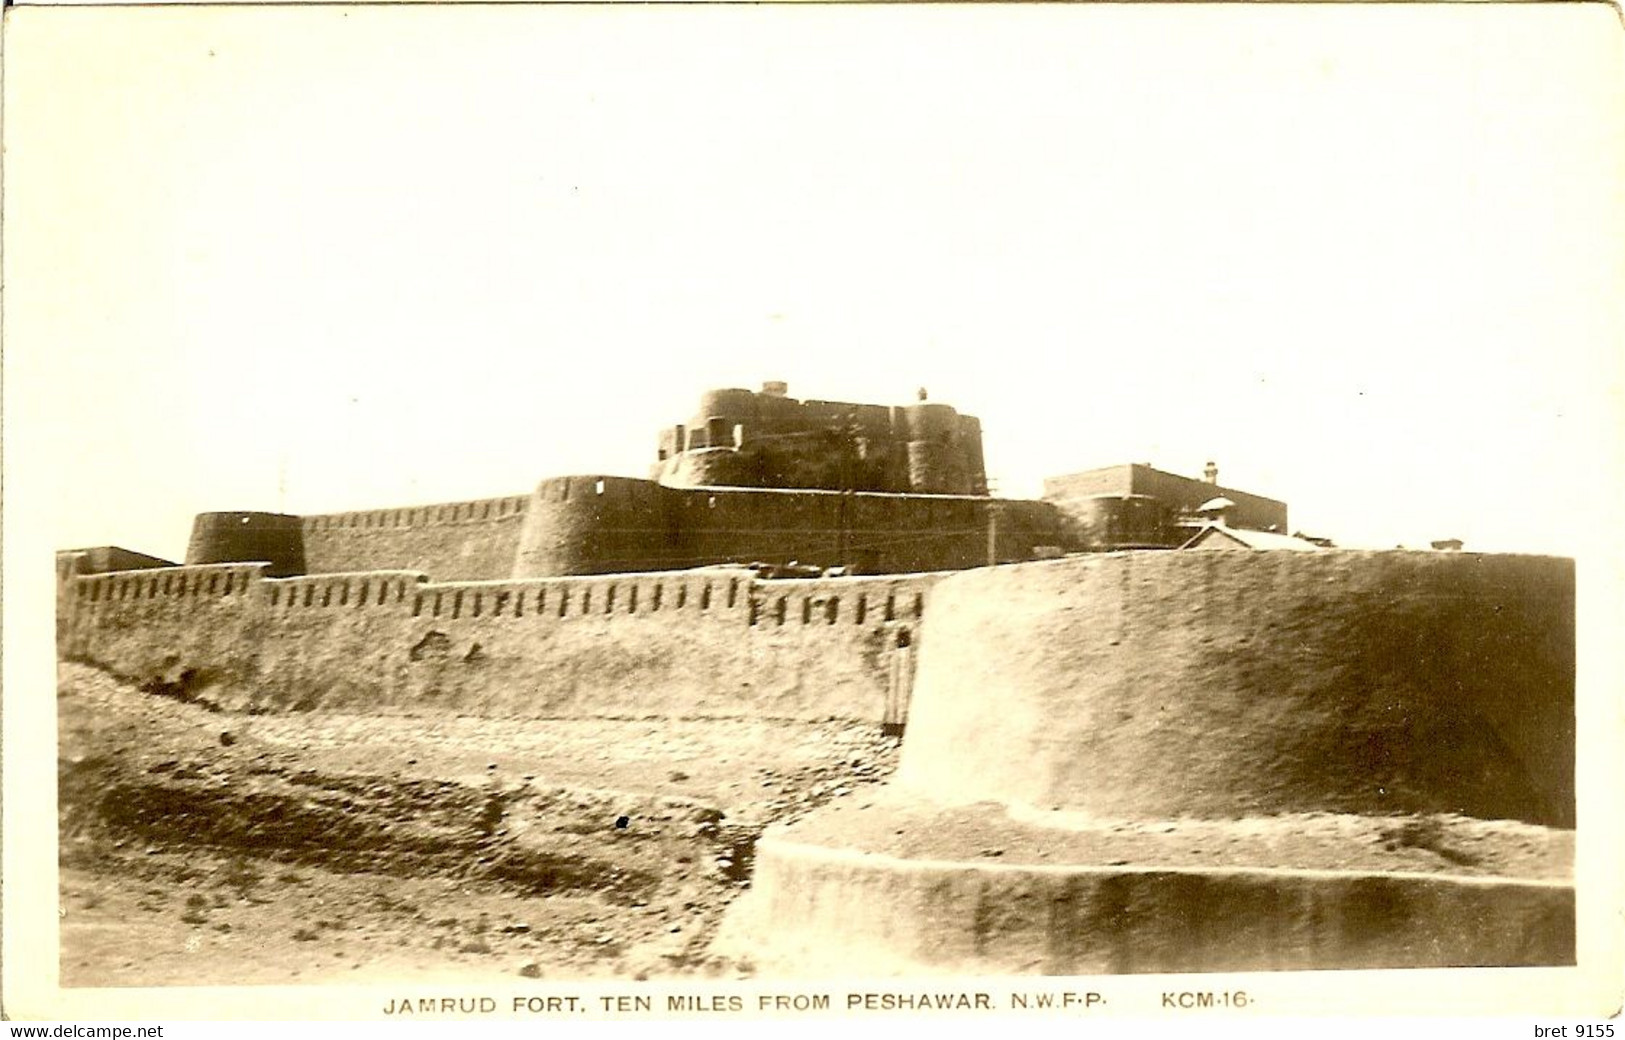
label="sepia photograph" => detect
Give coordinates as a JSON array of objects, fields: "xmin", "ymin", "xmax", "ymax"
[{"xmin": 3, "ymin": 0, "xmax": 1622, "ymax": 1026}]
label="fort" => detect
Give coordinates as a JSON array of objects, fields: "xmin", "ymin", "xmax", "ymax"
[
  {"xmin": 167, "ymin": 382, "xmax": 1292, "ymax": 584},
  {"xmin": 56, "ymin": 382, "xmax": 1304, "ymax": 730},
  {"xmin": 54, "ymin": 381, "xmax": 1575, "ymax": 977}
]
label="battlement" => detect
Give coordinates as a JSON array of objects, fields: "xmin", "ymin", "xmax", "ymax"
[
  {"xmin": 58, "ymin": 560, "xmax": 946, "ymax": 723},
  {"xmin": 298, "ymin": 496, "xmax": 528, "ymax": 581},
  {"xmin": 265, "ymin": 570, "xmax": 428, "ymax": 612},
  {"xmin": 71, "ymin": 562, "xmax": 268, "ymax": 603},
  {"xmin": 301, "ymin": 495, "xmax": 529, "ymax": 531}
]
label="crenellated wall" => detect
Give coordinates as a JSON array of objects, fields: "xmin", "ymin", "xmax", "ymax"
[
  {"xmin": 513, "ymin": 478, "xmax": 1072, "ymax": 578},
  {"xmin": 60, "ymin": 563, "xmax": 271, "ymax": 693},
  {"xmin": 58, "ymin": 561, "xmax": 948, "ymax": 724},
  {"xmin": 252, "ymin": 570, "xmax": 431, "ymax": 712},
  {"xmin": 187, "ymin": 472, "xmax": 1074, "ymax": 581},
  {"xmin": 300, "ymin": 495, "xmax": 529, "ymax": 580}
]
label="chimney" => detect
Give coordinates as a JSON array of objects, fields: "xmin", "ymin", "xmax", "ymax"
[
  {"xmin": 1203, "ymin": 461, "xmax": 1219, "ymax": 485},
  {"xmin": 761, "ymin": 381, "xmax": 788, "ymax": 398}
]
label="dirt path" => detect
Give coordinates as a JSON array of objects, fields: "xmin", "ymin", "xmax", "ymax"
[{"xmin": 57, "ymin": 663, "xmax": 899, "ymax": 987}]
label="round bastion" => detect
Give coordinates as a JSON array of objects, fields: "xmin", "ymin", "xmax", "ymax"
[
  {"xmin": 722, "ymin": 549, "xmax": 1576, "ymax": 975},
  {"xmin": 185, "ymin": 511, "xmax": 306, "ymax": 578},
  {"xmin": 900, "ymin": 549, "xmax": 1574, "ymax": 828}
]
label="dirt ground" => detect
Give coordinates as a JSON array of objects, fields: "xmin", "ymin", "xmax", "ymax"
[
  {"xmin": 775, "ymin": 790, "xmax": 1574, "ymax": 878},
  {"xmin": 56, "ymin": 662, "xmax": 1574, "ymax": 989},
  {"xmin": 56, "ymin": 663, "xmax": 899, "ymax": 987}
]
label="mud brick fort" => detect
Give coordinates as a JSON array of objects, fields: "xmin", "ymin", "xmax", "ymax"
[{"xmin": 56, "ymin": 382, "xmax": 1576, "ymax": 975}]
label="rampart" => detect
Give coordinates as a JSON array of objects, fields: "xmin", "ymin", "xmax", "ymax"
[
  {"xmin": 299, "ymin": 495, "xmax": 529, "ymax": 580},
  {"xmin": 514, "ymin": 476, "xmax": 1068, "ymax": 577},
  {"xmin": 178, "ymin": 479, "xmax": 1068, "ymax": 581},
  {"xmin": 59, "ymin": 562, "xmax": 272, "ymax": 694},
  {"xmin": 58, "ymin": 562, "xmax": 945, "ymax": 724}
]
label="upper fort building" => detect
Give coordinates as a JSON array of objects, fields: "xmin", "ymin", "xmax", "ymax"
[
  {"xmin": 652, "ymin": 381, "xmax": 988, "ymax": 497},
  {"xmin": 136, "ymin": 383, "xmax": 1291, "ymax": 583}
]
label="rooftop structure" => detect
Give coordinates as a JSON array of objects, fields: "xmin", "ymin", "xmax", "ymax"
[{"xmin": 653, "ymin": 381, "xmax": 987, "ymax": 496}]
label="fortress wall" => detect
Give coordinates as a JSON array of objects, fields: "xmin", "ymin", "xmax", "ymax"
[
  {"xmin": 898, "ymin": 550, "xmax": 1575, "ymax": 828},
  {"xmin": 60, "ymin": 564, "xmax": 948, "ymax": 724},
  {"xmin": 987, "ymin": 499, "xmax": 1074, "ymax": 561},
  {"xmin": 61, "ymin": 563, "xmax": 270, "ymax": 692},
  {"xmin": 246, "ymin": 571, "xmax": 430, "ymax": 713},
  {"xmin": 664, "ymin": 449, "xmax": 761, "ymax": 489},
  {"xmin": 65, "ymin": 547, "xmax": 177, "ymax": 575},
  {"xmin": 676, "ymin": 489, "xmax": 992, "ymax": 575},
  {"xmin": 507, "ymin": 473, "xmax": 1078, "ymax": 579},
  {"xmin": 740, "ymin": 574, "xmax": 944, "ymax": 722},
  {"xmin": 253, "ymin": 569, "xmax": 943, "ymax": 721},
  {"xmin": 676, "ymin": 489, "xmax": 843, "ymax": 569},
  {"xmin": 515, "ymin": 477, "xmax": 1001, "ymax": 577},
  {"xmin": 300, "ymin": 495, "xmax": 528, "ymax": 580},
  {"xmin": 372, "ymin": 571, "xmax": 760, "ymax": 719}
]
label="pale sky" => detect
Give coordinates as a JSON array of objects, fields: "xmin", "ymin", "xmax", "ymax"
[{"xmin": 6, "ymin": 3, "xmax": 1623, "ymax": 562}]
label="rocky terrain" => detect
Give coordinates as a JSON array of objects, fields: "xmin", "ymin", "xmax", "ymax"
[{"xmin": 56, "ymin": 662, "xmax": 899, "ymax": 987}]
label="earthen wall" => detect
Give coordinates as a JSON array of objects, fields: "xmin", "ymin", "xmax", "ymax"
[
  {"xmin": 515, "ymin": 479, "xmax": 1071, "ymax": 578},
  {"xmin": 57, "ymin": 562, "xmax": 948, "ymax": 724},
  {"xmin": 300, "ymin": 495, "xmax": 528, "ymax": 580},
  {"xmin": 61, "ymin": 563, "xmax": 270, "ymax": 691},
  {"xmin": 899, "ymin": 550, "xmax": 1575, "ymax": 828}
]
